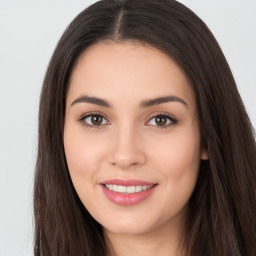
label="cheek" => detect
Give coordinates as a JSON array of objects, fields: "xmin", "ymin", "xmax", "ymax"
[
  {"xmin": 150, "ymin": 128, "xmax": 201, "ymax": 209},
  {"xmin": 63, "ymin": 124, "xmax": 107, "ymax": 189},
  {"xmin": 153, "ymin": 123, "xmax": 201, "ymax": 175},
  {"xmin": 164, "ymin": 136, "xmax": 201, "ymax": 174}
]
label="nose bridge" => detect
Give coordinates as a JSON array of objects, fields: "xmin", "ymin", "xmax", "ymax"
[{"xmin": 110, "ymin": 122, "xmax": 146, "ymax": 168}]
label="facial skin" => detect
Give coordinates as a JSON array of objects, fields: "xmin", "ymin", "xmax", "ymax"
[{"xmin": 64, "ymin": 41, "xmax": 208, "ymax": 255}]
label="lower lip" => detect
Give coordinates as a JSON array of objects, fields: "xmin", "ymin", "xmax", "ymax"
[{"xmin": 101, "ymin": 185, "xmax": 157, "ymax": 206}]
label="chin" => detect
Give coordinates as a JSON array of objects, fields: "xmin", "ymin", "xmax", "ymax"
[
  {"xmin": 98, "ymin": 204, "xmax": 188, "ymax": 237},
  {"xmin": 99, "ymin": 212, "xmax": 166, "ymax": 236},
  {"xmin": 104, "ymin": 222, "xmax": 153, "ymax": 235}
]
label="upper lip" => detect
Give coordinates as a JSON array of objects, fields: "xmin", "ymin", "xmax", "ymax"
[{"xmin": 100, "ymin": 179, "xmax": 156, "ymax": 186}]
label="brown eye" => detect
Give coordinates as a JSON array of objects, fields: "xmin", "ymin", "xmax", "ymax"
[
  {"xmin": 82, "ymin": 114, "xmax": 109, "ymax": 127},
  {"xmin": 91, "ymin": 115, "xmax": 103, "ymax": 125},
  {"xmin": 155, "ymin": 116, "xmax": 168, "ymax": 126},
  {"xmin": 147, "ymin": 114, "xmax": 177, "ymax": 127}
]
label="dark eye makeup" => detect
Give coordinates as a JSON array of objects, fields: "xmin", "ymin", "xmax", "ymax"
[
  {"xmin": 145, "ymin": 114, "xmax": 177, "ymax": 128},
  {"xmin": 78, "ymin": 112, "xmax": 177, "ymax": 129}
]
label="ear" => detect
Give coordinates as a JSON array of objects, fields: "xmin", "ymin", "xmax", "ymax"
[{"xmin": 201, "ymin": 147, "xmax": 209, "ymax": 160}]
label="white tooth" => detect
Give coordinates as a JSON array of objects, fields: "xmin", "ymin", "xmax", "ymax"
[
  {"xmin": 113, "ymin": 184, "xmax": 118, "ymax": 192},
  {"xmin": 127, "ymin": 186, "xmax": 136, "ymax": 193},
  {"xmin": 135, "ymin": 186, "xmax": 142, "ymax": 192},
  {"xmin": 118, "ymin": 185, "xmax": 127, "ymax": 193},
  {"xmin": 106, "ymin": 184, "xmax": 152, "ymax": 193},
  {"xmin": 142, "ymin": 185, "xmax": 148, "ymax": 191}
]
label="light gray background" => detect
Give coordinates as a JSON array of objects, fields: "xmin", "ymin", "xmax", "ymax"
[{"xmin": 0, "ymin": 1, "xmax": 255, "ymax": 255}]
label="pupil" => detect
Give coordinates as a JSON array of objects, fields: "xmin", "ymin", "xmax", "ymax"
[
  {"xmin": 92, "ymin": 115, "xmax": 102, "ymax": 125},
  {"xmin": 156, "ymin": 116, "xmax": 167, "ymax": 126}
]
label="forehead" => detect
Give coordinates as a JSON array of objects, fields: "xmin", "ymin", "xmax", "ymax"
[{"xmin": 67, "ymin": 41, "xmax": 195, "ymax": 108}]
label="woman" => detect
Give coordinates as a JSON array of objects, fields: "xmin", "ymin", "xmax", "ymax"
[{"xmin": 34, "ymin": 0, "xmax": 256, "ymax": 255}]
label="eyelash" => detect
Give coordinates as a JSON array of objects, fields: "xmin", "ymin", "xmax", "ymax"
[
  {"xmin": 145, "ymin": 113, "xmax": 177, "ymax": 128},
  {"xmin": 78, "ymin": 112, "xmax": 177, "ymax": 129},
  {"xmin": 78, "ymin": 112, "xmax": 110, "ymax": 129}
]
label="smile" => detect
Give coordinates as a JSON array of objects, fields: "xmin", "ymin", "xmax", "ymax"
[
  {"xmin": 100, "ymin": 179, "xmax": 158, "ymax": 206},
  {"xmin": 104, "ymin": 184, "xmax": 153, "ymax": 194}
]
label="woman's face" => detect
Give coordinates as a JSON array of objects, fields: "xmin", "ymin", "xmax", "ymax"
[{"xmin": 64, "ymin": 42, "xmax": 207, "ymax": 236}]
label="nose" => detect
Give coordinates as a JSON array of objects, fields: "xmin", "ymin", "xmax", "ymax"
[{"xmin": 108, "ymin": 125, "xmax": 146, "ymax": 169}]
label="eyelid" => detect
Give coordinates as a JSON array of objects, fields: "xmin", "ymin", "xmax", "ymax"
[
  {"xmin": 78, "ymin": 111, "xmax": 177, "ymax": 128},
  {"xmin": 78, "ymin": 112, "xmax": 111, "ymax": 128},
  {"xmin": 145, "ymin": 112, "xmax": 177, "ymax": 127}
]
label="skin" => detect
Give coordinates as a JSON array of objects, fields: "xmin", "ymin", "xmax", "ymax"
[{"xmin": 64, "ymin": 41, "xmax": 208, "ymax": 256}]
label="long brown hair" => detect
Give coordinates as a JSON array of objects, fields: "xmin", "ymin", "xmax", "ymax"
[{"xmin": 34, "ymin": 0, "xmax": 256, "ymax": 255}]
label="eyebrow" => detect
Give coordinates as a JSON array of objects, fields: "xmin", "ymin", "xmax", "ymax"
[
  {"xmin": 140, "ymin": 96, "xmax": 188, "ymax": 108},
  {"xmin": 71, "ymin": 95, "xmax": 188, "ymax": 108},
  {"xmin": 71, "ymin": 95, "xmax": 111, "ymax": 107}
]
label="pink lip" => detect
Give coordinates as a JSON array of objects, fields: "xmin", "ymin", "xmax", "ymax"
[{"xmin": 100, "ymin": 179, "xmax": 158, "ymax": 206}]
